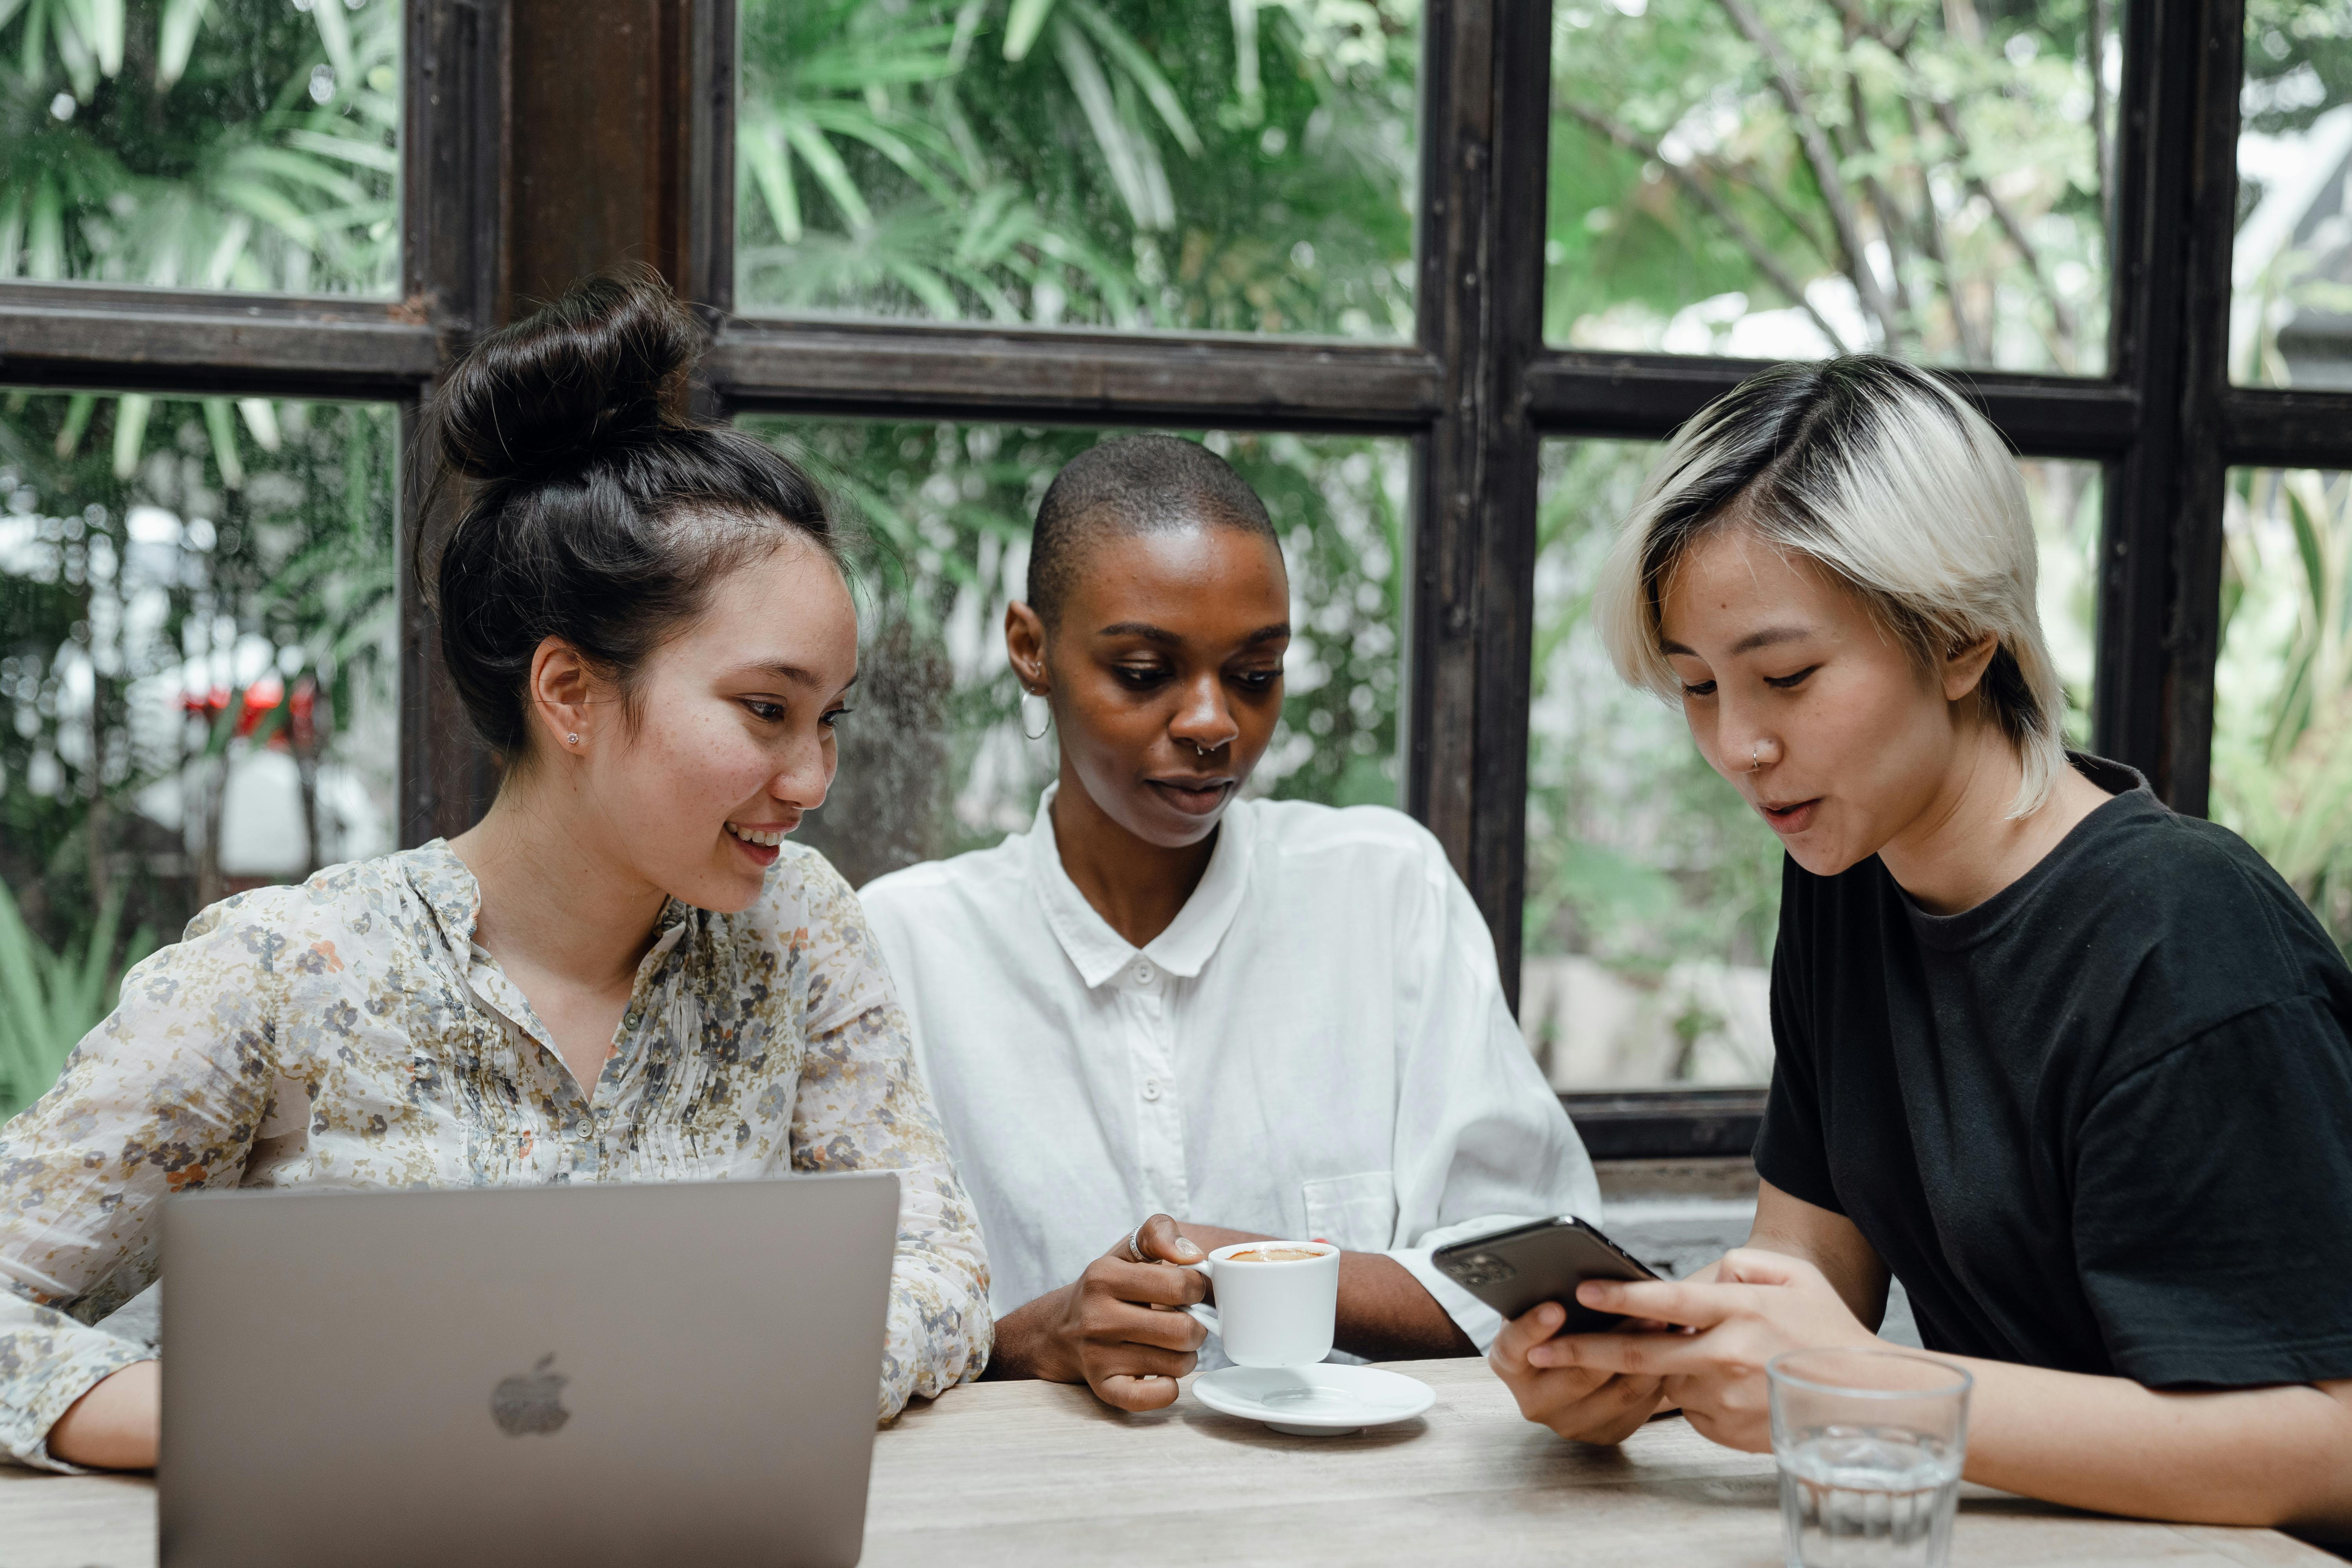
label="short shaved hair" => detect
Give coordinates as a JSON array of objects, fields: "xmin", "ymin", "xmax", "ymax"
[{"xmin": 1026, "ymin": 434, "xmax": 1281, "ymax": 628}]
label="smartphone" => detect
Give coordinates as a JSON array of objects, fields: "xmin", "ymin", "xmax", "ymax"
[{"xmin": 1431, "ymin": 1216, "xmax": 1661, "ymax": 1334}]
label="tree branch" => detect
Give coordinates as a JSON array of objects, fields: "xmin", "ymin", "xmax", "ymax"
[
  {"xmin": 1568, "ymin": 103, "xmax": 1851, "ymax": 354},
  {"xmin": 1832, "ymin": 0, "xmax": 2082, "ymax": 366},
  {"xmin": 1926, "ymin": 94, "xmax": 2081, "ymax": 366},
  {"xmin": 1844, "ymin": 70, "xmax": 1917, "ymax": 342},
  {"xmin": 1902, "ymin": 93, "xmax": 1990, "ymax": 361},
  {"xmin": 1715, "ymin": 0, "xmax": 1904, "ymax": 347}
]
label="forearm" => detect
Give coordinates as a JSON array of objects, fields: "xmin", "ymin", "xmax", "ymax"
[
  {"xmin": 46, "ymin": 1359, "xmax": 159, "ymax": 1472},
  {"xmin": 1950, "ymin": 1358, "xmax": 2352, "ymax": 1533},
  {"xmin": 1176, "ymin": 1222, "xmax": 1472, "ymax": 1361}
]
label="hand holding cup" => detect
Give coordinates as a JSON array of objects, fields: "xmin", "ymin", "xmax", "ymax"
[{"xmin": 1017, "ymin": 1213, "xmax": 1209, "ymax": 1412}]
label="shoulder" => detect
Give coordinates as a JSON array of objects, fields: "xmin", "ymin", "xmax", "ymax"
[
  {"xmin": 1245, "ymin": 798, "xmax": 1451, "ymax": 885},
  {"xmin": 2067, "ymin": 803, "xmax": 2340, "ymax": 982},
  {"xmin": 859, "ymin": 833, "xmax": 1031, "ymax": 925},
  {"xmin": 176, "ymin": 853, "xmax": 425, "ymax": 962},
  {"xmin": 115, "ymin": 852, "xmax": 428, "ymax": 1019},
  {"xmin": 726, "ymin": 840, "xmax": 869, "ymax": 942}
]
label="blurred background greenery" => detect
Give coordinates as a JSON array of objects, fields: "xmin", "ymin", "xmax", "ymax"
[
  {"xmin": 0, "ymin": 0, "xmax": 399, "ymax": 1115},
  {"xmin": 5, "ymin": 0, "xmax": 2352, "ymax": 1114}
]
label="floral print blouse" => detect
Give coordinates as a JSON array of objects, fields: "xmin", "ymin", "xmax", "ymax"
[{"xmin": 0, "ymin": 839, "xmax": 991, "ymax": 1470}]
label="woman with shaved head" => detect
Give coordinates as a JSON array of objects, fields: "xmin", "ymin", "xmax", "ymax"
[{"xmin": 860, "ymin": 434, "xmax": 1599, "ymax": 1410}]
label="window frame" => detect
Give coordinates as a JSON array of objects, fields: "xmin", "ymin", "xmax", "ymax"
[{"xmin": 0, "ymin": 0, "xmax": 2338, "ymax": 1158}]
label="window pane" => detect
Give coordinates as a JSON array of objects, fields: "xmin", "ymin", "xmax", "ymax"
[
  {"xmin": 734, "ymin": 0, "xmax": 1417, "ymax": 337},
  {"xmin": 0, "ymin": 0, "xmax": 400, "ymax": 296},
  {"xmin": 1545, "ymin": 0, "xmax": 2114, "ymax": 374},
  {"xmin": 735, "ymin": 419, "xmax": 1406, "ymax": 887},
  {"xmin": 0, "ymin": 388, "xmax": 401, "ymax": 1118},
  {"xmin": 2214, "ymin": 468, "xmax": 2352, "ymax": 951},
  {"xmin": 2236, "ymin": 5, "xmax": 2352, "ymax": 388},
  {"xmin": 1520, "ymin": 441, "xmax": 2100, "ymax": 1090}
]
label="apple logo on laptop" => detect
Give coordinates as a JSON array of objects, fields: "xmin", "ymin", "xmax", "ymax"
[{"xmin": 490, "ymin": 1353, "xmax": 570, "ymax": 1436}]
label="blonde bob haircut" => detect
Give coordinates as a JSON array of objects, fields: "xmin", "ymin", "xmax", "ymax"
[{"xmin": 1593, "ymin": 355, "xmax": 2068, "ymax": 819}]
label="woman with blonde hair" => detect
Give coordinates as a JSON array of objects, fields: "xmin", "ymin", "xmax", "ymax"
[{"xmin": 1490, "ymin": 356, "xmax": 2352, "ymax": 1536}]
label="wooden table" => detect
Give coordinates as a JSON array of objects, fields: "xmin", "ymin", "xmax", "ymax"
[{"xmin": 2, "ymin": 1358, "xmax": 2335, "ymax": 1566}]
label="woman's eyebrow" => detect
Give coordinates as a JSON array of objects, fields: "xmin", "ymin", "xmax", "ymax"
[
  {"xmin": 1096, "ymin": 621, "xmax": 1291, "ymax": 645},
  {"xmin": 727, "ymin": 660, "xmax": 826, "ymax": 686},
  {"xmin": 1730, "ymin": 624, "xmax": 1815, "ymax": 655},
  {"xmin": 1096, "ymin": 621, "xmax": 1178, "ymax": 644}
]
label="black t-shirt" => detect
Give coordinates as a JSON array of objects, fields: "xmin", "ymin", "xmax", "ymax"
[{"xmin": 1755, "ymin": 754, "xmax": 2352, "ymax": 1388}]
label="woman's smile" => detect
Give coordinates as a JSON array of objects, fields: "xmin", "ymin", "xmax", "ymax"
[{"xmin": 725, "ymin": 816, "xmax": 801, "ymax": 867}]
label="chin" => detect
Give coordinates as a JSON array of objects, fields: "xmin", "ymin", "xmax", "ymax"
[
  {"xmin": 1129, "ymin": 804, "xmax": 1227, "ymax": 848},
  {"xmin": 1782, "ymin": 831, "xmax": 1872, "ymax": 880}
]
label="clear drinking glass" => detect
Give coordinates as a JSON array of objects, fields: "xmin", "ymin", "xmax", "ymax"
[{"xmin": 1768, "ymin": 1348, "xmax": 1973, "ymax": 1568}]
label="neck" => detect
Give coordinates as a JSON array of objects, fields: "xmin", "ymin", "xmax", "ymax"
[
  {"xmin": 1048, "ymin": 760, "xmax": 1218, "ymax": 949},
  {"xmin": 448, "ymin": 766, "xmax": 670, "ymax": 993},
  {"xmin": 1877, "ymin": 722, "xmax": 2107, "ymax": 915}
]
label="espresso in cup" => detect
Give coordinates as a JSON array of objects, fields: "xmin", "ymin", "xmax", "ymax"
[{"xmin": 1185, "ymin": 1241, "xmax": 1339, "ymax": 1367}]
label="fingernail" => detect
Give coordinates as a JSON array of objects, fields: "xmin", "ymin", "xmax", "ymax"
[
  {"xmin": 1576, "ymin": 1281, "xmax": 1608, "ymax": 1303},
  {"xmin": 1175, "ymin": 1239, "xmax": 1202, "ymax": 1259}
]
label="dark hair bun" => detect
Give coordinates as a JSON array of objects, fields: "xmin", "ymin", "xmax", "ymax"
[
  {"xmin": 421, "ymin": 267, "xmax": 836, "ymax": 764},
  {"xmin": 437, "ymin": 263, "xmax": 699, "ymax": 484}
]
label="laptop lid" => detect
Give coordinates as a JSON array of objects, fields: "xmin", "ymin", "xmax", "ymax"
[{"xmin": 160, "ymin": 1172, "xmax": 899, "ymax": 1568}]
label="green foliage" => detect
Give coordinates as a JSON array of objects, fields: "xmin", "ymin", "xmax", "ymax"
[
  {"xmin": 1523, "ymin": 441, "xmax": 1787, "ymax": 975},
  {"xmin": 0, "ymin": 0, "xmax": 403, "ymax": 1082},
  {"xmin": 1546, "ymin": 0, "xmax": 2112, "ymax": 372},
  {"xmin": 2214, "ymin": 468, "xmax": 2352, "ymax": 958},
  {"xmin": 0, "ymin": 875, "xmax": 151, "ymax": 1122},
  {"xmin": 0, "ymin": 0, "xmax": 398, "ymax": 292},
  {"xmin": 737, "ymin": 0, "xmax": 1417, "ymax": 335}
]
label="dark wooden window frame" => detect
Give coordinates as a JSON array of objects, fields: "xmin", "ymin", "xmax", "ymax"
[{"xmin": 0, "ymin": 0, "xmax": 2343, "ymax": 1158}]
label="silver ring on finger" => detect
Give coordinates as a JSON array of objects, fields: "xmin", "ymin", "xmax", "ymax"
[{"xmin": 1125, "ymin": 1221, "xmax": 1148, "ymax": 1263}]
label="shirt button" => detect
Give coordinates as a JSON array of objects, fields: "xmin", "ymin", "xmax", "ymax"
[
  {"xmin": 1141, "ymin": 1077, "xmax": 1163, "ymax": 1102},
  {"xmin": 1132, "ymin": 961, "xmax": 1154, "ymax": 984}
]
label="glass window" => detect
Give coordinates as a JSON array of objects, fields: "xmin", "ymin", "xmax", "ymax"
[
  {"xmin": 2213, "ymin": 468, "xmax": 2352, "ymax": 953},
  {"xmin": 0, "ymin": 387, "xmax": 401, "ymax": 1117},
  {"xmin": 734, "ymin": 418, "xmax": 1406, "ymax": 889},
  {"xmin": 0, "ymin": 0, "xmax": 400, "ymax": 296},
  {"xmin": 1519, "ymin": 441, "xmax": 2101, "ymax": 1090},
  {"xmin": 2236, "ymin": 3, "xmax": 2352, "ymax": 388},
  {"xmin": 734, "ymin": 0, "xmax": 1417, "ymax": 337},
  {"xmin": 1545, "ymin": 0, "xmax": 2116, "ymax": 374}
]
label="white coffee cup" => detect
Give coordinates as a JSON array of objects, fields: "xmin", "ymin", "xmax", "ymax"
[{"xmin": 1183, "ymin": 1241, "xmax": 1339, "ymax": 1368}]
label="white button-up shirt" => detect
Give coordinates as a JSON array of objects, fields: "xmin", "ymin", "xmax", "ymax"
[{"xmin": 860, "ymin": 788, "xmax": 1600, "ymax": 1353}]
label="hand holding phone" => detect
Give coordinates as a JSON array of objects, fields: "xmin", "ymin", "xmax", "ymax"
[{"xmin": 1432, "ymin": 1216, "xmax": 1661, "ymax": 1335}]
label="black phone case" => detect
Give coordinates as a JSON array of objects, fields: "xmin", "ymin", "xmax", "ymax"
[{"xmin": 1431, "ymin": 1218, "xmax": 1661, "ymax": 1333}]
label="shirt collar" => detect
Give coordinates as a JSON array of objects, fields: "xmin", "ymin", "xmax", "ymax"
[
  {"xmin": 403, "ymin": 838, "xmax": 485, "ymax": 955},
  {"xmin": 400, "ymin": 837, "xmax": 694, "ymax": 976},
  {"xmin": 1026, "ymin": 783, "xmax": 1257, "ymax": 989}
]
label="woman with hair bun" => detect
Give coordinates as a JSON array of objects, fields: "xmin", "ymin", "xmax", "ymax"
[
  {"xmin": 0, "ymin": 267, "xmax": 992, "ymax": 1472},
  {"xmin": 1490, "ymin": 356, "xmax": 2352, "ymax": 1536}
]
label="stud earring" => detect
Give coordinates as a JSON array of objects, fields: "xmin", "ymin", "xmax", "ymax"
[{"xmin": 567, "ymin": 733, "xmax": 581, "ymax": 748}]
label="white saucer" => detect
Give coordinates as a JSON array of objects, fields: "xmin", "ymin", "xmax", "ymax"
[{"xmin": 1192, "ymin": 1364, "xmax": 1436, "ymax": 1437}]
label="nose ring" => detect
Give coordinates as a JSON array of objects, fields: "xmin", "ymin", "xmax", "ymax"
[{"xmin": 1746, "ymin": 741, "xmax": 1765, "ymax": 773}]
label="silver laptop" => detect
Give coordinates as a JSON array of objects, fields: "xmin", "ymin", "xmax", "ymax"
[{"xmin": 160, "ymin": 1172, "xmax": 900, "ymax": 1568}]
